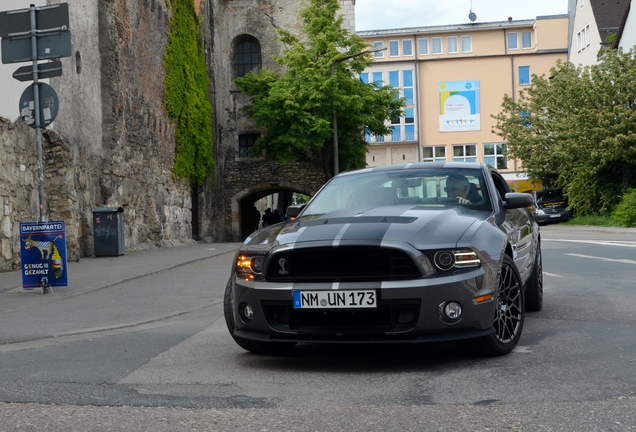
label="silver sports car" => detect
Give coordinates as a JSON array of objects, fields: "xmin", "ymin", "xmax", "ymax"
[{"xmin": 225, "ymin": 163, "xmax": 542, "ymax": 357}]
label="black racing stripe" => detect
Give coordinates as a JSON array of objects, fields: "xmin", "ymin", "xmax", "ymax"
[{"xmin": 338, "ymin": 222, "xmax": 390, "ymax": 245}]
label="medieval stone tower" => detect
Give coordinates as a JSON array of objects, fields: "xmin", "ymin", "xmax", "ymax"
[{"xmin": 199, "ymin": 0, "xmax": 356, "ymax": 242}]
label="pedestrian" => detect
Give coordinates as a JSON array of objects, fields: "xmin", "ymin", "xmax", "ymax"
[
  {"xmin": 262, "ymin": 208, "xmax": 272, "ymax": 227},
  {"xmin": 272, "ymin": 209, "xmax": 282, "ymax": 223}
]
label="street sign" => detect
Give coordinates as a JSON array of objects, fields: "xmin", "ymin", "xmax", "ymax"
[
  {"xmin": 19, "ymin": 83, "xmax": 59, "ymax": 128},
  {"xmin": 12, "ymin": 60, "xmax": 63, "ymax": 81},
  {"xmin": 1, "ymin": 30, "xmax": 71, "ymax": 64},
  {"xmin": 0, "ymin": 3, "xmax": 69, "ymax": 38}
]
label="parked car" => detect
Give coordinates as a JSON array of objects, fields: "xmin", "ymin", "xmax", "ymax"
[
  {"xmin": 534, "ymin": 188, "xmax": 572, "ymax": 225},
  {"xmin": 225, "ymin": 163, "xmax": 542, "ymax": 357}
]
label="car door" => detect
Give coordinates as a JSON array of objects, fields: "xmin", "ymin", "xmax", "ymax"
[{"xmin": 490, "ymin": 170, "xmax": 535, "ymax": 281}]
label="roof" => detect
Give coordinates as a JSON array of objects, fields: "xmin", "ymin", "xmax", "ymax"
[
  {"xmin": 590, "ymin": 0, "xmax": 630, "ymax": 44},
  {"xmin": 356, "ymin": 15, "xmax": 569, "ymax": 37}
]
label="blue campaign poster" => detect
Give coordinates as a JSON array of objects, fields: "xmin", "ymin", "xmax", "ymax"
[{"xmin": 20, "ymin": 221, "xmax": 68, "ymax": 289}]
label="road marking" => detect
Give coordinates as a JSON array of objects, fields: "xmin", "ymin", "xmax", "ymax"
[
  {"xmin": 543, "ymin": 272, "xmax": 563, "ymax": 278},
  {"xmin": 544, "ymin": 239, "xmax": 636, "ymax": 248},
  {"xmin": 565, "ymin": 253, "xmax": 636, "ymax": 265}
]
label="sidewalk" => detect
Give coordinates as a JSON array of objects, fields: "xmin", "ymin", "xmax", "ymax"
[{"xmin": 0, "ymin": 241, "xmax": 242, "ymax": 295}]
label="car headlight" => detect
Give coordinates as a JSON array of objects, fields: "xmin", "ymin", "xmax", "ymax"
[
  {"xmin": 431, "ymin": 249, "xmax": 480, "ymax": 271},
  {"xmin": 235, "ymin": 254, "xmax": 265, "ymax": 280},
  {"xmin": 535, "ymin": 208, "xmax": 545, "ymax": 215}
]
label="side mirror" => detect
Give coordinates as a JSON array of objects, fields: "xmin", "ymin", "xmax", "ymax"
[
  {"xmin": 503, "ymin": 192, "xmax": 534, "ymax": 210},
  {"xmin": 285, "ymin": 204, "xmax": 306, "ymax": 220}
]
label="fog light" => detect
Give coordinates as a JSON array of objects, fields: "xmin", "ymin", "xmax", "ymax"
[
  {"xmin": 444, "ymin": 302, "xmax": 462, "ymax": 320},
  {"xmin": 241, "ymin": 304, "xmax": 254, "ymax": 321}
]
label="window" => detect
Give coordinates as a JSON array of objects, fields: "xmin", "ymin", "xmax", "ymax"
[
  {"xmin": 585, "ymin": 24, "xmax": 590, "ymax": 46},
  {"xmin": 405, "ymin": 108, "xmax": 415, "ymax": 141},
  {"xmin": 432, "ymin": 37, "xmax": 442, "ymax": 54},
  {"xmin": 389, "ymin": 71, "xmax": 399, "ymax": 87},
  {"xmin": 418, "ymin": 38, "xmax": 429, "ymax": 55},
  {"xmin": 359, "ymin": 72, "xmax": 369, "ymax": 84},
  {"xmin": 484, "ymin": 143, "xmax": 508, "ymax": 169},
  {"xmin": 234, "ymin": 36, "xmax": 261, "ymax": 77},
  {"xmin": 402, "ymin": 39, "xmax": 413, "ymax": 56},
  {"xmin": 461, "ymin": 35, "xmax": 472, "ymax": 53},
  {"xmin": 373, "ymin": 72, "xmax": 383, "ymax": 85},
  {"xmin": 519, "ymin": 66, "xmax": 530, "ymax": 85},
  {"xmin": 452, "ymin": 144, "xmax": 477, "ymax": 162},
  {"xmin": 447, "ymin": 36, "xmax": 458, "ymax": 54},
  {"xmin": 389, "ymin": 40, "xmax": 399, "ymax": 57},
  {"xmin": 238, "ymin": 134, "xmax": 259, "ymax": 158},
  {"xmin": 507, "ymin": 32, "xmax": 518, "ymax": 50},
  {"xmin": 422, "ymin": 146, "xmax": 446, "ymax": 162},
  {"xmin": 373, "ymin": 41, "xmax": 385, "ymax": 57},
  {"xmin": 521, "ymin": 31, "xmax": 532, "ymax": 49}
]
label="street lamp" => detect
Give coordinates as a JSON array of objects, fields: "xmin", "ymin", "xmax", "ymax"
[{"xmin": 331, "ymin": 45, "xmax": 387, "ymax": 176}]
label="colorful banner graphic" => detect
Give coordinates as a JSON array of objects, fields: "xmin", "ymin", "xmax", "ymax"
[
  {"xmin": 20, "ymin": 221, "xmax": 68, "ymax": 289},
  {"xmin": 438, "ymin": 80, "xmax": 480, "ymax": 132}
]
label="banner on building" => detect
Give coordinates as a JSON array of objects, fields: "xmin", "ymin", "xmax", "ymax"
[
  {"xmin": 20, "ymin": 220, "xmax": 68, "ymax": 289},
  {"xmin": 438, "ymin": 80, "xmax": 480, "ymax": 132}
]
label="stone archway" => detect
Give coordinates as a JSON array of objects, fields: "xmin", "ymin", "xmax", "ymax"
[{"xmin": 232, "ymin": 181, "xmax": 317, "ymax": 240}]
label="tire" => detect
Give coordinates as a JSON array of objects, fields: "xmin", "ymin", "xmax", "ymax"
[
  {"xmin": 223, "ymin": 278, "xmax": 296, "ymax": 355},
  {"xmin": 524, "ymin": 245, "xmax": 543, "ymax": 312},
  {"xmin": 472, "ymin": 254, "xmax": 525, "ymax": 357}
]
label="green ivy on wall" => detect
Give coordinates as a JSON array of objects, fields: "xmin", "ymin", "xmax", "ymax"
[{"xmin": 164, "ymin": 0, "xmax": 214, "ymax": 185}]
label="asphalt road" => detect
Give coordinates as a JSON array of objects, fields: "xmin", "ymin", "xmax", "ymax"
[{"xmin": 0, "ymin": 225, "xmax": 635, "ymax": 431}]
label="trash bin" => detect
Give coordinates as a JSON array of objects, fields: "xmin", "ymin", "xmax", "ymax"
[{"xmin": 92, "ymin": 207, "xmax": 125, "ymax": 256}]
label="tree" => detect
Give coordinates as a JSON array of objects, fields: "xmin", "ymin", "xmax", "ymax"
[
  {"xmin": 493, "ymin": 48, "xmax": 636, "ymax": 215},
  {"xmin": 235, "ymin": 0, "xmax": 404, "ymax": 180}
]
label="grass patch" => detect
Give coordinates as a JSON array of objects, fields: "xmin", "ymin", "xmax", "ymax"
[{"xmin": 562, "ymin": 215, "xmax": 621, "ymax": 227}]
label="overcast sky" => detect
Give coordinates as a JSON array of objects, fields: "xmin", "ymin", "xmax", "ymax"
[{"xmin": 354, "ymin": 0, "xmax": 570, "ymax": 31}]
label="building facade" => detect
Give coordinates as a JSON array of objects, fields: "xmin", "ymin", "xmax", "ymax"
[{"xmin": 357, "ymin": 15, "xmax": 569, "ymax": 178}]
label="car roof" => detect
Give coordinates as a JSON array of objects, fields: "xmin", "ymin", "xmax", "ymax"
[{"xmin": 339, "ymin": 162, "xmax": 487, "ymax": 176}]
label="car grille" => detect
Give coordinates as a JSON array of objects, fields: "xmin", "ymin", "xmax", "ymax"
[
  {"xmin": 539, "ymin": 204, "xmax": 567, "ymax": 214},
  {"xmin": 265, "ymin": 246, "xmax": 421, "ymax": 282},
  {"xmin": 262, "ymin": 299, "xmax": 420, "ymax": 335}
]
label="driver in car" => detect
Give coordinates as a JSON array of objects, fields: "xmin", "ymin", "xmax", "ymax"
[{"xmin": 445, "ymin": 173, "xmax": 473, "ymax": 204}]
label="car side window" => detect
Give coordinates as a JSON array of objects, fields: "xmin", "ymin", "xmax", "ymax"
[{"xmin": 490, "ymin": 171, "xmax": 511, "ymax": 202}]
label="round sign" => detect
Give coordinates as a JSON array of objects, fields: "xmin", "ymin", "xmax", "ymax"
[{"xmin": 18, "ymin": 82, "xmax": 59, "ymax": 129}]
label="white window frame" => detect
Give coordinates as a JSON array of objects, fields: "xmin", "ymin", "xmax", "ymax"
[
  {"xmin": 447, "ymin": 36, "xmax": 458, "ymax": 54},
  {"xmin": 521, "ymin": 31, "xmax": 532, "ymax": 49},
  {"xmin": 373, "ymin": 41, "xmax": 385, "ymax": 58},
  {"xmin": 422, "ymin": 145, "xmax": 447, "ymax": 162},
  {"xmin": 418, "ymin": 38, "xmax": 429, "ymax": 55},
  {"xmin": 461, "ymin": 35, "xmax": 472, "ymax": 53},
  {"xmin": 432, "ymin": 37, "xmax": 442, "ymax": 55},
  {"xmin": 402, "ymin": 39, "xmax": 413, "ymax": 56},
  {"xmin": 452, "ymin": 144, "xmax": 477, "ymax": 162},
  {"xmin": 483, "ymin": 143, "xmax": 508, "ymax": 170},
  {"xmin": 389, "ymin": 40, "xmax": 400, "ymax": 57},
  {"xmin": 507, "ymin": 32, "xmax": 518, "ymax": 50}
]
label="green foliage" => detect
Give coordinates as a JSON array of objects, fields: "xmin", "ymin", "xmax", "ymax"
[
  {"xmin": 611, "ymin": 188, "xmax": 636, "ymax": 227},
  {"xmin": 563, "ymin": 215, "xmax": 620, "ymax": 227},
  {"xmin": 164, "ymin": 0, "xmax": 214, "ymax": 185},
  {"xmin": 493, "ymin": 49, "xmax": 636, "ymax": 216},
  {"xmin": 235, "ymin": 0, "xmax": 405, "ymax": 179}
]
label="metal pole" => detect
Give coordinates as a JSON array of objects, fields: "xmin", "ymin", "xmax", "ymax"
[
  {"xmin": 332, "ymin": 63, "xmax": 339, "ymax": 176},
  {"xmin": 29, "ymin": 4, "xmax": 46, "ymax": 223}
]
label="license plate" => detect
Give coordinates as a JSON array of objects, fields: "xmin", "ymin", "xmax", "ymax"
[
  {"xmin": 549, "ymin": 214, "xmax": 560, "ymax": 218},
  {"xmin": 292, "ymin": 290, "xmax": 377, "ymax": 309}
]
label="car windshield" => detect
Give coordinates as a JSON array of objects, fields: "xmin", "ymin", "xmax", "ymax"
[
  {"xmin": 303, "ymin": 168, "xmax": 492, "ymax": 215},
  {"xmin": 536, "ymin": 189, "xmax": 565, "ymax": 203}
]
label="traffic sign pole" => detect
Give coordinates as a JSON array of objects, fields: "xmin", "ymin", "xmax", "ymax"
[{"xmin": 29, "ymin": 6, "xmax": 46, "ymax": 223}]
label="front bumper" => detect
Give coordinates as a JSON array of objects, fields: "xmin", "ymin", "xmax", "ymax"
[{"xmin": 229, "ymin": 267, "xmax": 498, "ymax": 344}]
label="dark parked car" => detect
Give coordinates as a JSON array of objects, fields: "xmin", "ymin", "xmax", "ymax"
[
  {"xmin": 225, "ymin": 163, "xmax": 542, "ymax": 357},
  {"xmin": 534, "ymin": 188, "xmax": 572, "ymax": 225}
]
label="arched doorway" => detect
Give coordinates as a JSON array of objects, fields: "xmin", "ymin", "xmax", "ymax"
[{"xmin": 233, "ymin": 182, "xmax": 316, "ymax": 240}]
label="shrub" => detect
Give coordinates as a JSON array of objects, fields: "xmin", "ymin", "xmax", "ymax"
[{"xmin": 611, "ymin": 188, "xmax": 636, "ymax": 227}]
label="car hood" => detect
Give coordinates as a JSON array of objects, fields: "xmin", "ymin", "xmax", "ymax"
[{"xmin": 244, "ymin": 206, "xmax": 487, "ymax": 252}]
